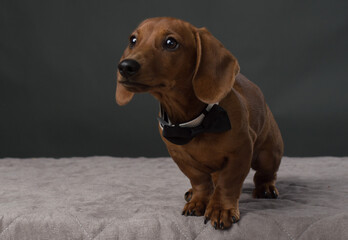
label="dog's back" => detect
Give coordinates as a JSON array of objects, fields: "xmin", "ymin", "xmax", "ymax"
[{"xmin": 231, "ymin": 74, "xmax": 284, "ymax": 169}]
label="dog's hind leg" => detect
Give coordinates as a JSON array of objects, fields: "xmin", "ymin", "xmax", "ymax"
[
  {"xmin": 252, "ymin": 151, "xmax": 280, "ymax": 199},
  {"xmin": 252, "ymin": 121, "xmax": 283, "ymax": 199}
]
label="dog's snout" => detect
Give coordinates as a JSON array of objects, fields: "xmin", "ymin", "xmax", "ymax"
[{"xmin": 118, "ymin": 59, "xmax": 140, "ymax": 78}]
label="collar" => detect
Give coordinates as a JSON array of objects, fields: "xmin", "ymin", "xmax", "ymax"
[
  {"xmin": 158, "ymin": 103, "xmax": 216, "ymax": 129},
  {"xmin": 157, "ymin": 103, "xmax": 232, "ymax": 145}
]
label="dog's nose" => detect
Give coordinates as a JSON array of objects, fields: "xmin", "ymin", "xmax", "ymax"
[{"xmin": 118, "ymin": 59, "xmax": 140, "ymax": 78}]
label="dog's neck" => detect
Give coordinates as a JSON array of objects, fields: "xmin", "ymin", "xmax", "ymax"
[{"xmin": 151, "ymin": 88, "xmax": 206, "ymax": 125}]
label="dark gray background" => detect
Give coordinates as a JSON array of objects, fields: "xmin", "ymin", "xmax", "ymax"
[{"xmin": 1, "ymin": 0, "xmax": 347, "ymax": 158}]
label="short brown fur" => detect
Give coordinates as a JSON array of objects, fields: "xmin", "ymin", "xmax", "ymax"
[{"xmin": 116, "ymin": 17, "xmax": 284, "ymax": 230}]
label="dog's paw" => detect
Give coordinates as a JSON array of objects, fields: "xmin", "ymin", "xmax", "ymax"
[
  {"xmin": 253, "ymin": 184, "xmax": 279, "ymax": 199},
  {"xmin": 184, "ymin": 188, "xmax": 193, "ymax": 202},
  {"xmin": 204, "ymin": 206, "xmax": 240, "ymax": 230},
  {"xmin": 182, "ymin": 199, "xmax": 207, "ymax": 217}
]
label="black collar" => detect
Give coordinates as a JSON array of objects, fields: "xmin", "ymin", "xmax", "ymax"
[{"xmin": 157, "ymin": 104, "xmax": 231, "ymax": 145}]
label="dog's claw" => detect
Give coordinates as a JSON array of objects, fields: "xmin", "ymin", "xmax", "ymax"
[
  {"xmin": 190, "ymin": 210, "xmax": 195, "ymax": 216},
  {"xmin": 213, "ymin": 222, "xmax": 218, "ymax": 229},
  {"xmin": 219, "ymin": 222, "xmax": 224, "ymax": 229},
  {"xmin": 264, "ymin": 191, "xmax": 273, "ymax": 199},
  {"xmin": 204, "ymin": 217, "xmax": 209, "ymax": 224},
  {"xmin": 182, "ymin": 210, "xmax": 185, "ymax": 215},
  {"xmin": 271, "ymin": 190, "xmax": 278, "ymax": 198},
  {"xmin": 232, "ymin": 216, "xmax": 237, "ymax": 223},
  {"xmin": 184, "ymin": 189, "xmax": 193, "ymax": 202}
]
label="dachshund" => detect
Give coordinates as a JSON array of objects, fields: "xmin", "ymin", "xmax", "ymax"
[{"xmin": 116, "ymin": 17, "xmax": 284, "ymax": 230}]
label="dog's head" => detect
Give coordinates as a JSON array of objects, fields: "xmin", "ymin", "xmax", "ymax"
[{"xmin": 116, "ymin": 17, "xmax": 240, "ymax": 106}]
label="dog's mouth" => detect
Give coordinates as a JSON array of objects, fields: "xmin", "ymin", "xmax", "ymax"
[
  {"xmin": 119, "ymin": 79, "xmax": 166, "ymax": 92},
  {"xmin": 119, "ymin": 79, "xmax": 152, "ymax": 92}
]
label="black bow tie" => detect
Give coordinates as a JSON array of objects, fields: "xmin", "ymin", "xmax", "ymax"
[{"xmin": 157, "ymin": 104, "xmax": 231, "ymax": 145}]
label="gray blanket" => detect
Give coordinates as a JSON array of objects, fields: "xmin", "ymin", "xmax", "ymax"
[{"xmin": 0, "ymin": 156, "xmax": 347, "ymax": 240}]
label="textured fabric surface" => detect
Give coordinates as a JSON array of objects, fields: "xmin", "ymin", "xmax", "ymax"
[{"xmin": 0, "ymin": 156, "xmax": 347, "ymax": 240}]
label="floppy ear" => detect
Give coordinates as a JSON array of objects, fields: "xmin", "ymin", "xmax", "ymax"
[
  {"xmin": 115, "ymin": 70, "xmax": 134, "ymax": 106},
  {"xmin": 193, "ymin": 28, "xmax": 240, "ymax": 103}
]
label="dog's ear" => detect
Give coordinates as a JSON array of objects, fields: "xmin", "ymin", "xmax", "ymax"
[
  {"xmin": 116, "ymin": 71, "xmax": 134, "ymax": 106},
  {"xmin": 192, "ymin": 28, "xmax": 240, "ymax": 104}
]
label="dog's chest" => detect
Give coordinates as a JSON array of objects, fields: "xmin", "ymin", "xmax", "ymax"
[{"xmin": 167, "ymin": 137, "xmax": 229, "ymax": 173}]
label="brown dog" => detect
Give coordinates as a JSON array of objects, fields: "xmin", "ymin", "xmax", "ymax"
[{"xmin": 116, "ymin": 17, "xmax": 283, "ymax": 230}]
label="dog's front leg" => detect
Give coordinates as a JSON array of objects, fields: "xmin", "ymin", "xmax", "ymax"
[
  {"xmin": 169, "ymin": 150, "xmax": 214, "ymax": 217},
  {"xmin": 205, "ymin": 141, "xmax": 252, "ymax": 230}
]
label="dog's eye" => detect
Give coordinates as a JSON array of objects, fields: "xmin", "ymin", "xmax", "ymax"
[
  {"xmin": 163, "ymin": 37, "xmax": 179, "ymax": 51},
  {"xmin": 129, "ymin": 35, "xmax": 137, "ymax": 48}
]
